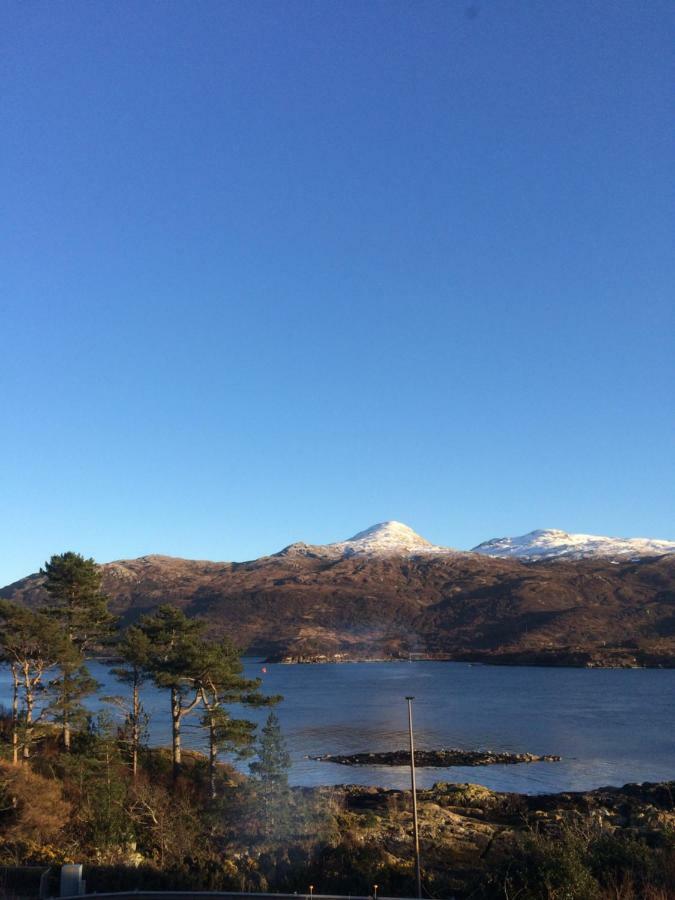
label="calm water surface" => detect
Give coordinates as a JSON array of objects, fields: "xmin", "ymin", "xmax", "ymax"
[{"xmin": 2, "ymin": 660, "xmax": 673, "ymax": 794}]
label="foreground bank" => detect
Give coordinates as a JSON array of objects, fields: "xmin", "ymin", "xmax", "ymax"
[{"xmin": 1, "ymin": 730, "xmax": 673, "ymax": 899}]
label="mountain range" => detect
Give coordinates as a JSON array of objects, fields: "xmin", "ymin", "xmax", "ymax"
[
  {"xmin": 279, "ymin": 521, "xmax": 675, "ymax": 562},
  {"xmin": 2, "ymin": 521, "xmax": 674, "ymax": 667}
]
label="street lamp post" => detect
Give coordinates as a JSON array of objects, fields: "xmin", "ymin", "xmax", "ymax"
[{"xmin": 406, "ymin": 696, "xmax": 422, "ymax": 899}]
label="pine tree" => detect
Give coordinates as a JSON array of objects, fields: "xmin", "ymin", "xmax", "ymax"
[
  {"xmin": 65, "ymin": 711, "xmax": 133, "ymax": 851},
  {"xmin": 46, "ymin": 660, "xmax": 101, "ymax": 748},
  {"xmin": 138, "ymin": 605, "xmax": 206, "ymax": 777},
  {"xmin": 110, "ymin": 625, "xmax": 152, "ymax": 778},
  {"xmin": 197, "ymin": 637, "xmax": 280, "ymax": 798},
  {"xmin": 41, "ymin": 552, "xmax": 114, "ymax": 650},
  {"xmin": 200, "ymin": 705, "xmax": 256, "ymax": 800},
  {"xmin": 0, "ymin": 601, "xmax": 69, "ymax": 761},
  {"xmin": 249, "ymin": 711, "xmax": 292, "ymax": 837},
  {"xmin": 41, "ymin": 552, "xmax": 114, "ymax": 749},
  {"xmin": 0, "ymin": 603, "xmax": 20, "ymax": 765}
]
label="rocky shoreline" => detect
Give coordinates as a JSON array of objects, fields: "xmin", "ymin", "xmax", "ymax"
[
  {"xmin": 266, "ymin": 650, "xmax": 668, "ymax": 667},
  {"xmin": 322, "ymin": 779, "xmax": 675, "ymax": 896},
  {"xmin": 310, "ymin": 748, "xmax": 561, "ymax": 767}
]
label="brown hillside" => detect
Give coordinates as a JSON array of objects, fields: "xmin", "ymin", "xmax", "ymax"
[{"xmin": 2, "ymin": 551, "xmax": 674, "ymax": 666}]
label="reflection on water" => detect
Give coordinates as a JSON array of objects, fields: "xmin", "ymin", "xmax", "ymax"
[{"xmin": 1, "ymin": 660, "xmax": 673, "ymax": 794}]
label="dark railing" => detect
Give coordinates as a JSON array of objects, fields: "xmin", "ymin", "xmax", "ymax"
[
  {"xmin": 61, "ymin": 893, "xmax": 417, "ymax": 900},
  {"xmin": 0, "ymin": 864, "xmax": 52, "ymax": 900}
]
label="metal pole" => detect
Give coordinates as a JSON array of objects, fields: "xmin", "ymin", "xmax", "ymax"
[{"xmin": 406, "ymin": 696, "xmax": 422, "ymax": 898}]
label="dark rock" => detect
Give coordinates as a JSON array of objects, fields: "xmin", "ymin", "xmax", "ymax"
[{"xmin": 309, "ymin": 748, "xmax": 561, "ymax": 767}]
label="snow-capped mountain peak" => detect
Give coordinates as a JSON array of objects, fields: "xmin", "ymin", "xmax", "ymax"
[
  {"xmin": 278, "ymin": 522, "xmax": 675, "ymax": 563},
  {"xmin": 337, "ymin": 521, "xmax": 435, "ymax": 555},
  {"xmin": 278, "ymin": 521, "xmax": 458, "ymax": 559},
  {"xmin": 472, "ymin": 529, "xmax": 675, "ymax": 562}
]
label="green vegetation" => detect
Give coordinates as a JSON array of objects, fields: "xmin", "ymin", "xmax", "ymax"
[
  {"xmin": 135, "ymin": 603, "xmax": 278, "ymax": 785},
  {"xmin": 41, "ymin": 552, "xmax": 115, "ymax": 750},
  {"xmin": 109, "ymin": 624, "xmax": 151, "ymax": 778},
  {"xmin": 0, "ymin": 603, "xmax": 68, "ymax": 762},
  {"xmin": 250, "ymin": 711, "xmax": 292, "ymax": 837},
  {"xmin": 474, "ymin": 825, "xmax": 675, "ymax": 900},
  {"xmin": 0, "ymin": 551, "xmax": 673, "ymax": 899}
]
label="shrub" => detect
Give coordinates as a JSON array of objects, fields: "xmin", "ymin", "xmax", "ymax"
[
  {"xmin": 0, "ymin": 760, "xmax": 70, "ymax": 862},
  {"xmin": 475, "ymin": 827, "xmax": 600, "ymax": 899}
]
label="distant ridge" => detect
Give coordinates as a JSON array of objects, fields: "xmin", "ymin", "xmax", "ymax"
[{"xmin": 472, "ymin": 528, "xmax": 675, "ymax": 562}]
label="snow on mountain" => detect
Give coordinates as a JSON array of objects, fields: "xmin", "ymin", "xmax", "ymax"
[
  {"xmin": 472, "ymin": 528, "xmax": 675, "ymax": 562},
  {"xmin": 330, "ymin": 520, "xmax": 456, "ymax": 557},
  {"xmin": 279, "ymin": 521, "xmax": 459, "ymax": 559},
  {"xmin": 278, "ymin": 522, "xmax": 675, "ymax": 563}
]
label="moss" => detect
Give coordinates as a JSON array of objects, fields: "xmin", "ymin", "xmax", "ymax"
[{"xmin": 428, "ymin": 781, "xmax": 497, "ymax": 807}]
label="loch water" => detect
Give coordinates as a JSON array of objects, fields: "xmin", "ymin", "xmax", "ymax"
[{"xmin": 2, "ymin": 659, "xmax": 673, "ymax": 794}]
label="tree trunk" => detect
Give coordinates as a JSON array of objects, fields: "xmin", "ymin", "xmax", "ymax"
[
  {"xmin": 209, "ymin": 716, "xmax": 217, "ymax": 800},
  {"xmin": 63, "ymin": 711, "xmax": 71, "ymax": 751},
  {"xmin": 132, "ymin": 677, "xmax": 140, "ymax": 778},
  {"xmin": 11, "ymin": 664, "xmax": 19, "ymax": 766},
  {"xmin": 22, "ymin": 665, "xmax": 33, "ymax": 761},
  {"xmin": 58, "ymin": 667, "xmax": 71, "ymax": 752},
  {"xmin": 171, "ymin": 686, "xmax": 181, "ymax": 777}
]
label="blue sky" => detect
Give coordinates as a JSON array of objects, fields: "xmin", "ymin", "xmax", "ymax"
[{"xmin": 2, "ymin": 0, "xmax": 673, "ymax": 586}]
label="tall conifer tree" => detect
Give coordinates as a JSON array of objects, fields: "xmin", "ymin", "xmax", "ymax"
[
  {"xmin": 250, "ymin": 711, "xmax": 292, "ymax": 837},
  {"xmin": 41, "ymin": 552, "xmax": 114, "ymax": 749},
  {"xmin": 138, "ymin": 605, "xmax": 205, "ymax": 777},
  {"xmin": 111, "ymin": 625, "xmax": 151, "ymax": 778},
  {"xmin": 197, "ymin": 637, "xmax": 279, "ymax": 798}
]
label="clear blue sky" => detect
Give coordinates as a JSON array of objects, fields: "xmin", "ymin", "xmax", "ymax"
[{"xmin": 2, "ymin": 0, "xmax": 673, "ymax": 586}]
